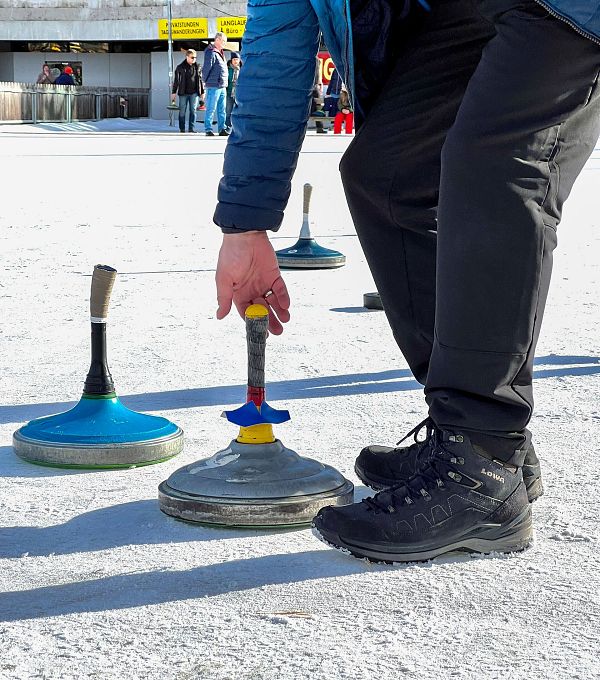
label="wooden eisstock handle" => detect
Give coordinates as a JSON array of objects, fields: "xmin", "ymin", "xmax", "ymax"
[
  {"xmin": 90, "ymin": 264, "xmax": 117, "ymax": 322},
  {"xmin": 245, "ymin": 304, "xmax": 269, "ymax": 407},
  {"xmin": 300, "ymin": 183, "xmax": 313, "ymax": 239}
]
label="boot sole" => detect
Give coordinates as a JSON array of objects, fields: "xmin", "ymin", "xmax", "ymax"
[
  {"xmin": 355, "ymin": 462, "xmax": 544, "ymax": 503},
  {"xmin": 313, "ymin": 506, "xmax": 533, "ymax": 564}
]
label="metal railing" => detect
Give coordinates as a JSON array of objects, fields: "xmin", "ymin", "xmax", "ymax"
[{"xmin": 0, "ymin": 82, "xmax": 149, "ymax": 123}]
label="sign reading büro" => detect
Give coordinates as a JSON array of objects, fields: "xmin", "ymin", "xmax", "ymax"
[
  {"xmin": 158, "ymin": 18, "xmax": 209, "ymax": 40},
  {"xmin": 216, "ymin": 16, "xmax": 247, "ymax": 38}
]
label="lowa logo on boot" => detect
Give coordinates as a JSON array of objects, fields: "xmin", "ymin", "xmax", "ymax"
[{"xmin": 481, "ymin": 468, "xmax": 505, "ymax": 483}]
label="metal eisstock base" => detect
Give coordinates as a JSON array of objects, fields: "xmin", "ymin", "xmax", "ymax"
[{"xmin": 158, "ymin": 438, "xmax": 354, "ymax": 527}]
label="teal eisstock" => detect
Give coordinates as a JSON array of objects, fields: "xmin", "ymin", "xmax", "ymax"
[
  {"xmin": 275, "ymin": 183, "xmax": 346, "ymax": 269},
  {"xmin": 12, "ymin": 265, "xmax": 183, "ymax": 468}
]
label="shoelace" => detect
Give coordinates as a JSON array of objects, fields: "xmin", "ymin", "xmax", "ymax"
[
  {"xmin": 395, "ymin": 416, "xmax": 435, "ymax": 448},
  {"xmin": 364, "ymin": 430, "xmax": 466, "ymax": 514}
]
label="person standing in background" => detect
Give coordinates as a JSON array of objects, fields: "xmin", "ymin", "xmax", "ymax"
[
  {"xmin": 311, "ymin": 76, "xmax": 327, "ymax": 134},
  {"xmin": 202, "ymin": 32, "xmax": 229, "ymax": 137},
  {"xmin": 53, "ymin": 66, "xmax": 75, "ymax": 85},
  {"xmin": 171, "ymin": 49, "xmax": 204, "ymax": 133},
  {"xmin": 324, "ymin": 67, "xmax": 342, "ymax": 117},
  {"xmin": 36, "ymin": 64, "xmax": 54, "ymax": 84},
  {"xmin": 225, "ymin": 52, "xmax": 242, "ymax": 132},
  {"xmin": 333, "ymin": 85, "xmax": 353, "ymax": 134}
]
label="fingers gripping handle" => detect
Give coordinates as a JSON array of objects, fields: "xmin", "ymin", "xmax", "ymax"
[
  {"xmin": 90, "ymin": 264, "xmax": 117, "ymax": 322},
  {"xmin": 245, "ymin": 304, "xmax": 269, "ymax": 406}
]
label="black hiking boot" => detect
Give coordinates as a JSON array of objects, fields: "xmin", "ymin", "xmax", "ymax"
[
  {"xmin": 314, "ymin": 428, "xmax": 533, "ymax": 563},
  {"xmin": 355, "ymin": 418, "xmax": 543, "ymax": 503}
]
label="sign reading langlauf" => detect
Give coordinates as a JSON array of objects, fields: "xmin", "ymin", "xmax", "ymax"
[
  {"xmin": 158, "ymin": 18, "xmax": 209, "ymax": 40},
  {"xmin": 216, "ymin": 16, "xmax": 247, "ymax": 39}
]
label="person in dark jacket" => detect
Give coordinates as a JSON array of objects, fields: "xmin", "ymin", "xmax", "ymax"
[
  {"xmin": 225, "ymin": 52, "xmax": 241, "ymax": 132},
  {"xmin": 54, "ymin": 66, "xmax": 75, "ymax": 86},
  {"xmin": 324, "ymin": 67, "xmax": 342, "ymax": 117},
  {"xmin": 214, "ymin": 0, "xmax": 600, "ymax": 562},
  {"xmin": 202, "ymin": 32, "xmax": 229, "ymax": 136},
  {"xmin": 171, "ymin": 49, "xmax": 205, "ymax": 133}
]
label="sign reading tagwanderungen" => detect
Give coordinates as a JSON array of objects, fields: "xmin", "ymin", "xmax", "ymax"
[
  {"xmin": 216, "ymin": 16, "xmax": 247, "ymax": 38},
  {"xmin": 158, "ymin": 18, "xmax": 209, "ymax": 40}
]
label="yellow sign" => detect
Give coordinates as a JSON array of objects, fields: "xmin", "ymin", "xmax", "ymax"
[
  {"xmin": 158, "ymin": 18, "xmax": 209, "ymax": 40},
  {"xmin": 216, "ymin": 16, "xmax": 247, "ymax": 39}
]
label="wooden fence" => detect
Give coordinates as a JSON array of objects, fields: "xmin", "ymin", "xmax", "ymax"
[{"xmin": 0, "ymin": 82, "xmax": 149, "ymax": 123}]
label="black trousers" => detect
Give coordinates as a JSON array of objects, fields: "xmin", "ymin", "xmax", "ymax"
[{"xmin": 341, "ymin": 0, "xmax": 600, "ymax": 455}]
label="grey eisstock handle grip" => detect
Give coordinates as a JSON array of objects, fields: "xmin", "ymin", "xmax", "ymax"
[
  {"xmin": 90, "ymin": 264, "xmax": 117, "ymax": 322},
  {"xmin": 303, "ymin": 183, "xmax": 313, "ymax": 214},
  {"xmin": 246, "ymin": 306, "xmax": 269, "ymax": 391},
  {"xmin": 300, "ymin": 183, "xmax": 313, "ymax": 239}
]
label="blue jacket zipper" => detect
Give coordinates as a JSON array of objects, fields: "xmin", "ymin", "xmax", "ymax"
[{"xmin": 532, "ymin": 0, "xmax": 600, "ymax": 46}]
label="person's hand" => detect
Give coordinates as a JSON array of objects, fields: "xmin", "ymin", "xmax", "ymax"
[
  {"xmin": 216, "ymin": 231, "xmax": 290, "ymax": 334},
  {"xmin": 171, "ymin": 94, "xmax": 176, "ymax": 102},
  {"xmin": 341, "ymin": 108, "xmax": 350, "ymax": 114}
]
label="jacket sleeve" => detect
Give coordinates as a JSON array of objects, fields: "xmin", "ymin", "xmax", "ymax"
[
  {"xmin": 201, "ymin": 50, "xmax": 215, "ymax": 84},
  {"xmin": 213, "ymin": 0, "xmax": 321, "ymax": 233},
  {"xmin": 172, "ymin": 66, "xmax": 179, "ymax": 95}
]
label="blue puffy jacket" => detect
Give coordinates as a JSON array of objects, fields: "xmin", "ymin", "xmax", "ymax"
[
  {"xmin": 202, "ymin": 44, "xmax": 228, "ymax": 88},
  {"xmin": 54, "ymin": 73, "xmax": 75, "ymax": 85},
  {"xmin": 214, "ymin": 0, "xmax": 600, "ymax": 233}
]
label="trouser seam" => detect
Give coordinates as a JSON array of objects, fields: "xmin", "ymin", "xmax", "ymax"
[
  {"xmin": 509, "ymin": 124, "xmax": 563, "ymax": 411},
  {"xmin": 388, "ymin": 194, "xmax": 419, "ymax": 339},
  {"xmin": 541, "ymin": 124, "xmax": 562, "ymax": 212}
]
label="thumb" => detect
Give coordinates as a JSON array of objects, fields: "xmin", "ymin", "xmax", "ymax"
[
  {"xmin": 216, "ymin": 290, "xmax": 232, "ymax": 320},
  {"xmin": 215, "ymin": 273, "xmax": 233, "ymax": 320}
]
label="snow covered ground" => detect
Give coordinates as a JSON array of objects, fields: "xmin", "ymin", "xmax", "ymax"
[{"xmin": 0, "ymin": 118, "xmax": 599, "ymax": 680}]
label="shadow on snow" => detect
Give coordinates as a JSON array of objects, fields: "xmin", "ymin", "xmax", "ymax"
[{"xmin": 1, "ymin": 355, "xmax": 598, "ymax": 427}]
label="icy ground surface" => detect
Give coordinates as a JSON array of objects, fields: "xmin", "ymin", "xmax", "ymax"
[{"xmin": 0, "ymin": 119, "xmax": 599, "ymax": 680}]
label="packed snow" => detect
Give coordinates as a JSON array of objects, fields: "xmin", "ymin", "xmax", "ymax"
[{"xmin": 0, "ymin": 118, "xmax": 599, "ymax": 680}]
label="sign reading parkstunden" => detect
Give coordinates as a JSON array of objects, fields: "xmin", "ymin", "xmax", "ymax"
[
  {"xmin": 216, "ymin": 16, "xmax": 247, "ymax": 38},
  {"xmin": 158, "ymin": 18, "xmax": 209, "ymax": 40}
]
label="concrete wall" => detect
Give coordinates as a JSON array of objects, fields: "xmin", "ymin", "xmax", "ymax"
[
  {"xmin": 0, "ymin": 0, "xmax": 247, "ymax": 41},
  {"xmin": 13, "ymin": 52, "xmax": 150, "ymax": 87},
  {"xmin": 150, "ymin": 51, "xmax": 171, "ymax": 120},
  {"xmin": 0, "ymin": 52, "xmax": 14, "ymax": 80}
]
